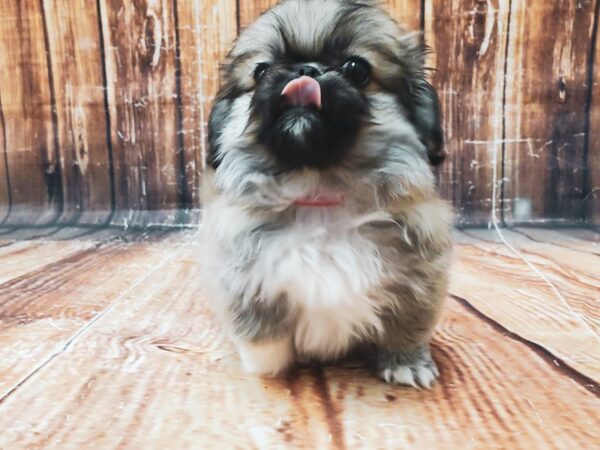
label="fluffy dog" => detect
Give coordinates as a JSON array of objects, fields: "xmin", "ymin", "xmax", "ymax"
[{"xmin": 199, "ymin": 0, "xmax": 453, "ymax": 387}]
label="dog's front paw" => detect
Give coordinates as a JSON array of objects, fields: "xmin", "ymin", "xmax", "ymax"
[
  {"xmin": 238, "ymin": 337, "xmax": 294, "ymax": 376},
  {"xmin": 377, "ymin": 346, "xmax": 439, "ymax": 388}
]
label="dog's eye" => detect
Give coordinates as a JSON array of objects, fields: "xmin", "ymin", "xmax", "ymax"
[
  {"xmin": 341, "ymin": 57, "xmax": 371, "ymax": 87},
  {"xmin": 253, "ymin": 63, "xmax": 271, "ymax": 82}
]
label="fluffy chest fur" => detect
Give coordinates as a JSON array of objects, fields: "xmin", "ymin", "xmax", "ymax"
[
  {"xmin": 252, "ymin": 209, "xmax": 387, "ymax": 357},
  {"xmin": 201, "ymin": 200, "xmax": 391, "ymax": 359}
]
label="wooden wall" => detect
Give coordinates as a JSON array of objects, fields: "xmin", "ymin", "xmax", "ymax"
[{"xmin": 0, "ymin": 0, "xmax": 598, "ymax": 227}]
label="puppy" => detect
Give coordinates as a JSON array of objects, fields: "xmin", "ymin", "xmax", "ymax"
[{"xmin": 199, "ymin": 0, "xmax": 453, "ymax": 388}]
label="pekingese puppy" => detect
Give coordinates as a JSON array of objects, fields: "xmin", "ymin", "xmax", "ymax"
[{"xmin": 199, "ymin": 0, "xmax": 453, "ymax": 388}]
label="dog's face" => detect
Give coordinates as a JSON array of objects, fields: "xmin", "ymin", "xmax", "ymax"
[{"xmin": 207, "ymin": 0, "xmax": 444, "ymax": 207}]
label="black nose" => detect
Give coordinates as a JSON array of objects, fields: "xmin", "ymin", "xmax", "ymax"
[{"xmin": 298, "ymin": 65, "xmax": 321, "ymax": 78}]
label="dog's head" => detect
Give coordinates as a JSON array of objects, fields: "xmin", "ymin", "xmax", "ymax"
[{"xmin": 207, "ymin": 0, "xmax": 444, "ymax": 207}]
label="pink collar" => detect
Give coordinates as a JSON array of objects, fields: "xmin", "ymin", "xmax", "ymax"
[{"xmin": 293, "ymin": 193, "xmax": 345, "ymax": 208}]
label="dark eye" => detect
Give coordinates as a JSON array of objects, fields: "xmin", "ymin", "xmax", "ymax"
[
  {"xmin": 341, "ymin": 57, "xmax": 371, "ymax": 87},
  {"xmin": 254, "ymin": 63, "xmax": 271, "ymax": 82}
]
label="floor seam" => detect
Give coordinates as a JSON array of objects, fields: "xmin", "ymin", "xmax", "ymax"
[
  {"xmin": 450, "ymin": 294, "xmax": 599, "ymax": 398},
  {"xmin": 510, "ymin": 228, "xmax": 600, "ymax": 257},
  {"xmin": 0, "ymin": 231, "xmax": 176, "ymax": 405}
]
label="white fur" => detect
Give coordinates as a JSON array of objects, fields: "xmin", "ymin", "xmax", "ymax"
[
  {"xmin": 238, "ymin": 337, "xmax": 294, "ymax": 375},
  {"xmin": 267, "ymin": 208, "xmax": 386, "ymax": 357},
  {"xmin": 201, "ymin": 197, "xmax": 392, "ymax": 360},
  {"xmin": 380, "ymin": 359, "xmax": 439, "ymax": 389}
]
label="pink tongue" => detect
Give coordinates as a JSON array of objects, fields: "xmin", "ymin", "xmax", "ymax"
[{"xmin": 281, "ymin": 76, "xmax": 322, "ymax": 109}]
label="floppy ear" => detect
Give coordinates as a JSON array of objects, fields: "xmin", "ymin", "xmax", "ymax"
[
  {"xmin": 394, "ymin": 33, "xmax": 446, "ymax": 166},
  {"xmin": 411, "ymin": 79, "xmax": 445, "ymax": 166},
  {"xmin": 206, "ymin": 97, "xmax": 232, "ymax": 169}
]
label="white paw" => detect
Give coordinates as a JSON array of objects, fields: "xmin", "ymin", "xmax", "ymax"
[
  {"xmin": 379, "ymin": 359, "xmax": 439, "ymax": 389},
  {"xmin": 238, "ymin": 337, "xmax": 294, "ymax": 376}
]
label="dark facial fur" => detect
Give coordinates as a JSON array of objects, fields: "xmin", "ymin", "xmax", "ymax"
[
  {"xmin": 207, "ymin": 0, "xmax": 445, "ymax": 173},
  {"xmin": 251, "ymin": 63, "xmax": 368, "ymax": 169}
]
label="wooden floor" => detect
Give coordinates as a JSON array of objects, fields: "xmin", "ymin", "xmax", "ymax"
[{"xmin": 0, "ymin": 226, "xmax": 598, "ymax": 449}]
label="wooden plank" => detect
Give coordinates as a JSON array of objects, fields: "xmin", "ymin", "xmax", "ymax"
[
  {"xmin": 329, "ymin": 299, "xmax": 600, "ymax": 448},
  {"xmin": 176, "ymin": 0, "xmax": 237, "ymax": 207},
  {"xmin": 0, "ymin": 90, "xmax": 9, "ymax": 223},
  {"xmin": 0, "ymin": 252, "xmax": 598, "ymax": 448},
  {"xmin": 460, "ymin": 228, "xmax": 600, "ymax": 331},
  {"xmin": 558, "ymin": 227, "xmax": 600, "ymax": 245},
  {"xmin": 238, "ymin": 0, "xmax": 277, "ymax": 29},
  {"xmin": 238, "ymin": 1, "xmax": 422, "ymax": 41},
  {"xmin": 0, "ymin": 225, "xmax": 135, "ymax": 242},
  {"xmin": 0, "ymin": 234, "xmax": 181, "ymax": 400},
  {"xmin": 425, "ymin": 0, "xmax": 510, "ymax": 226},
  {"xmin": 503, "ymin": 0, "xmax": 597, "ymax": 224},
  {"xmin": 0, "ymin": 239, "xmax": 94, "ymax": 285},
  {"xmin": 383, "ymin": 0, "xmax": 422, "ymax": 31},
  {"xmin": 41, "ymin": 0, "xmax": 112, "ymax": 224},
  {"xmin": 238, "ymin": 0, "xmax": 424, "ymax": 31},
  {"xmin": 587, "ymin": 7, "xmax": 600, "ymax": 224},
  {"xmin": 98, "ymin": 0, "xmax": 181, "ymax": 221},
  {"xmin": 451, "ymin": 236, "xmax": 600, "ymax": 382},
  {"xmin": 0, "ymin": 227, "xmax": 154, "ymax": 283},
  {"xmin": 0, "ymin": 246, "xmax": 331, "ymax": 449},
  {"xmin": 514, "ymin": 227, "xmax": 600, "ymax": 256},
  {"xmin": 464, "ymin": 229, "xmax": 600, "ymax": 285},
  {"xmin": 0, "ymin": 0, "xmax": 61, "ymax": 225}
]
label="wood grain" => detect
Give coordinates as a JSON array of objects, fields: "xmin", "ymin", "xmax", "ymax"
[
  {"xmin": 98, "ymin": 0, "xmax": 181, "ymax": 222},
  {"xmin": 0, "ymin": 237, "xmax": 598, "ymax": 449},
  {"xmin": 0, "ymin": 240, "xmax": 94, "ymax": 284},
  {"xmin": 330, "ymin": 299, "xmax": 600, "ymax": 448},
  {"xmin": 176, "ymin": 0, "xmax": 237, "ymax": 207},
  {"xmin": 0, "ymin": 0, "xmax": 61, "ymax": 225},
  {"xmin": 42, "ymin": 0, "xmax": 113, "ymax": 224},
  {"xmin": 238, "ymin": 1, "xmax": 423, "ymax": 38},
  {"xmin": 425, "ymin": 0, "xmax": 510, "ymax": 226},
  {"xmin": 233, "ymin": 0, "xmax": 425, "ymax": 204},
  {"xmin": 463, "ymin": 228, "xmax": 600, "ymax": 288},
  {"xmin": 587, "ymin": 2, "xmax": 600, "ymax": 224},
  {"xmin": 0, "ymin": 1, "xmax": 598, "ymax": 225},
  {"xmin": 555, "ymin": 228, "xmax": 600, "ymax": 249},
  {"xmin": 451, "ymin": 235, "xmax": 600, "ymax": 382},
  {"xmin": 503, "ymin": 0, "xmax": 597, "ymax": 224},
  {"xmin": 0, "ymin": 234, "xmax": 179, "ymax": 400},
  {"xmin": 514, "ymin": 227, "xmax": 600, "ymax": 256},
  {"xmin": 0, "ymin": 225, "xmax": 120, "ymax": 243},
  {"xmin": 0, "ymin": 91, "xmax": 9, "ymax": 223},
  {"xmin": 382, "ymin": 0, "xmax": 422, "ymax": 31},
  {"xmin": 238, "ymin": 0, "xmax": 278, "ymax": 30}
]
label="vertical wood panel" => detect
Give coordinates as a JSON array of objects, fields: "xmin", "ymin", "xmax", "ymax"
[
  {"xmin": 0, "ymin": 0, "xmax": 61, "ymax": 224},
  {"xmin": 176, "ymin": 0, "xmax": 237, "ymax": 207},
  {"xmin": 42, "ymin": 0, "xmax": 113, "ymax": 224},
  {"xmin": 0, "ymin": 92, "xmax": 10, "ymax": 222},
  {"xmin": 0, "ymin": 0, "xmax": 597, "ymax": 226},
  {"xmin": 383, "ymin": 0, "xmax": 422, "ymax": 31},
  {"xmin": 503, "ymin": 0, "xmax": 597, "ymax": 224},
  {"xmin": 238, "ymin": 0, "xmax": 277, "ymax": 30},
  {"xmin": 98, "ymin": 0, "xmax": 181, "ymax": 223},
  {"xmin": 239, "ymin": 1, "xmax": 423, "ymax": 33},
  {"xmin": 586, "ymin": 4, "xmax": 600, "ymax": 224},
  {"xmin": 425, "ymin": 0, "xmax": 509, "ymax": 225}
]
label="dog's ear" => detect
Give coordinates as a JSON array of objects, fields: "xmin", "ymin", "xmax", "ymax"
[
  {"xmin": 397, "ymin": 34, "xmax": 446, "ymax": 166},
  {"xmin": 411, "ymin": 79, "xmax": 445, "ymax": 166},
  {"xmin": 206, "ymin": 97, "xmax": 231, "ymax": 169}
]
